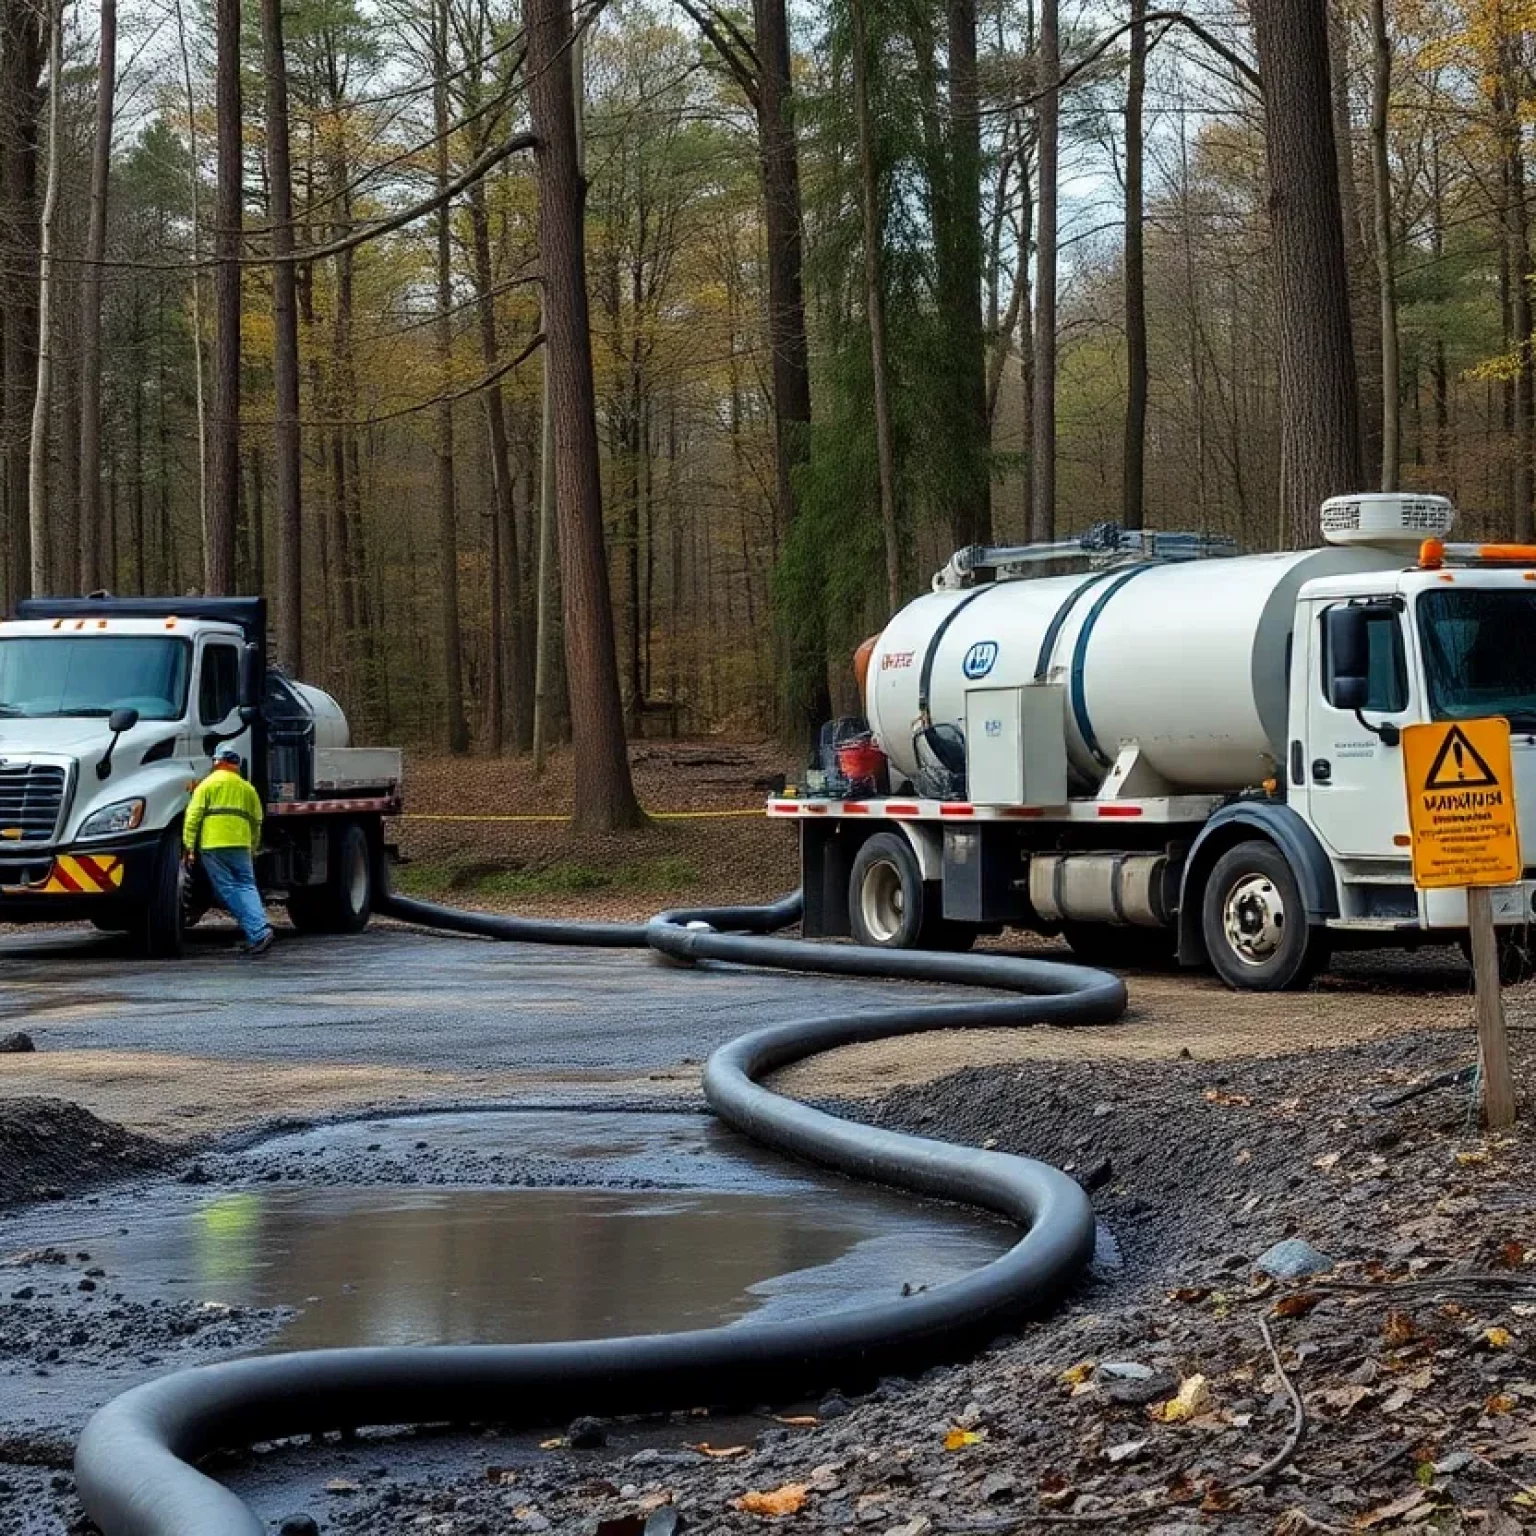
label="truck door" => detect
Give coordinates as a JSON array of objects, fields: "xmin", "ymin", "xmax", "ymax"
[
  {"xmin": 197, "ymin": 640, "xmax": 248, "ymax": 764},
  {"xmin": 1301, "ymin": 601, "xmax": 1413, "ymax": 858}
]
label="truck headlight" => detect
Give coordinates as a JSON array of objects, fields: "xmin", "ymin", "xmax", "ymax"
[{"xmin": 78, "ymin": 799, "xmax": 146, "ymax": 840}]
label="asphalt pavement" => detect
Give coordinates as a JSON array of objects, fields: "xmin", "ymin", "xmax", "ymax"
[{"xmin": 0, "ymin": 920, "xmax": 946, "ymax": 1078}]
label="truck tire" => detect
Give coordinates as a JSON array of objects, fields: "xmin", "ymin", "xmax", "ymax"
[
  {"xmin": 848, "ymin": 833, "xmax": 976, "ymax": 951},
  {"xmin": 1459, "ymin": 929, "xmax": 1536, "ymax": 985},
  {"xmin": 288, "ymin": 821, "xmax": 373, "ymax": 936},
  {"xmin": 129, "ymin": 832, "xmax": 186, "ymax": 959},
  {"xmin": 1201, "ymin": 839, "xmax": 1326, "ymax": 992}
]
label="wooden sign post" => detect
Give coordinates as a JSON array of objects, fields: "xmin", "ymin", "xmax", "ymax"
[{"xmin": 1403, "ymin": 717, "xmax": 1520, "ymax": 1129}]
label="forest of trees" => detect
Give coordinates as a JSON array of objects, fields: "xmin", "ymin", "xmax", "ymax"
[{"xmin": 0, "ymin": 0, "xmax": 1533, "ymax": 820}]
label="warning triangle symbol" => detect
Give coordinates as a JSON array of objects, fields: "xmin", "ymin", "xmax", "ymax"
[{"xmin": 1423, "ymin": 725, "xmax": 1501, "ymax": 791}]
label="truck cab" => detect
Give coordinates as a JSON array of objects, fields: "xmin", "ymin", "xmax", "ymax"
[
  {"xmin": 1289, "ymin": 556, "xmax": 1536, "ymax": 939},
  {"xmin": 0, "ymin": 596, "xmax": 402, "ymax": 956}
]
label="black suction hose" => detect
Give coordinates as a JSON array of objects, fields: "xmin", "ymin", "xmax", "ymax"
[{"xmin": 73, "ymin": 894, "xmax": 1126, "ymax": 1536}]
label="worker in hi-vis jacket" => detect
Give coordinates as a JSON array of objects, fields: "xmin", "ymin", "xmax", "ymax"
[{"xmin": 183, "ymin": 745, "xmax": 274, "ymax": 956}]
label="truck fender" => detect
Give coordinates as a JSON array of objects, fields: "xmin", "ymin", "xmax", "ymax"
[
  {"xmin": 1177, "ymin": 803, "xmax": 1339, "ymax": 966},
  {"xmin": 892, "ymin": 820, "xmax": 944, "ymax": 883}
]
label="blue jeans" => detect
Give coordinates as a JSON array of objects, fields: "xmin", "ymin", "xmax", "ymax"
[{"xmin": 199, "ymin": 849, "xmax": 272, "ymax": 945}]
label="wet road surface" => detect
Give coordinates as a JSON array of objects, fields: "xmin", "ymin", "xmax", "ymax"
[{"xmin": 0, "ymin": 923, "xmax": 952, "ymax": 1077}]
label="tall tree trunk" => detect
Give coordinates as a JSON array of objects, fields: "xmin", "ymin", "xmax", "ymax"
[
  {"xmin": 77, "ymin": 0, "xmax": 116, "ymax": 592},
  {"xmin": 753, "ymin": 0, "xmax": 827, "ymax": 733},
  {"xmin": 262, "ymin": 0, "xmax": 303, "ymax": 659},
  {"xmin": 173, "ymin": 0, "xmax": 209, "ymax": 546},
  {"xmin": 247, "ymin": 443, "xmax": 265, "ymax": 590},
  {"xmin": 532, "ymin": 297, "xmax": 558, "ymax": 772},
  {"xmin": 1122, "ymin": 0, "xmax": 1147, "ymax": 530},
  {"xmin": 0, "ymin": 0, "xmax": 44, "ymax": 606},
  {"xmin": 851, "ymin": 0, "xmax": 900, "ymax": 610},
  {"xmin": 1330, "ymin": 0, "xmax": 1380, "ymax": 481},
  {"xmin": 1250, "ymin": 0, "xmax": 1363, "ymax": 546},
  {"xmin": 433, "ymin": 0, "xmax": 469, "ymax": 752},
  {"xmin": 944, "ymin": 0, "xmax": 990, "ymax": 547},
  {"xmin": 27, "ymin": 0, "xmax": 62, "ymax": 596},
  {"xmin": 467, "ymin": 182, "xmax": 531, "ymax": 750},
  {"xmin": 1497, "ymin": 32, "xmax": 1534, "ymax": 541},
  {"xmin": 207, "ymin": 0, "xmax": 242, "ymax": 592},
  {"xmin": 525, "ymin": 0, "xmax": 643, "ymax": 830},
  {"xmin": 1031, "ymin": 0, "xmax": 1058, "ymax": 542},
  {"xmin": 1368, "ymin": 0, "xmax": 1399, "ymax": 492}
]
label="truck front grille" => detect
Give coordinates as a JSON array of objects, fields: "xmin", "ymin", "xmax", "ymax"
[{"xmin": 0, "ymin": 763, "xmax": 66, "ymax": 844}]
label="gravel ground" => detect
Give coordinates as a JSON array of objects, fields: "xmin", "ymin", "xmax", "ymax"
[
  {"xmin": 0, "ymin": 1098, "xmax": 168, "ymax": 1208},
  {"xmin": 239, "ymin": 1028, "xmax": 1536, "ymax": 1536}
]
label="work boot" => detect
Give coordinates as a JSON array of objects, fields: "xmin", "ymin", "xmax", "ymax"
[{"xmin": 237, "ymin": 931, "xmax": 275, "ymax": 957}]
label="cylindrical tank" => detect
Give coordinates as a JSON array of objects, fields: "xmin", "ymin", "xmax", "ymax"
[
  {"xmin": 866, "ymin": 547, "xmax": 1396, "ymax": 794},
  {"xmin": 290, "ymin": 682, "xmax": 351, "ymax": 749}
]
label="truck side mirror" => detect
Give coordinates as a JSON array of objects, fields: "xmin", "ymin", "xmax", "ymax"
[
  {"xmin": 239, "ymin": 643, "xmax": 262, "ymax": 712},
  {"xmin": 1325, "ymin": 606, "xmax": 1370, "ymax": 711},
  {"xmin": 97, "ymin": 707, "xmax": 140, "ymax": 780}
]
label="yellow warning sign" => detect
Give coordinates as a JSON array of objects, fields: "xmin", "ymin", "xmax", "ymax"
[{"xmin": 1403, "ymin": 718, "xmax": 1522, "ymax": 889}]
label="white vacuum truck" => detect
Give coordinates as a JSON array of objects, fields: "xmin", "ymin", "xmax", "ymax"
[
  {"xmin": 770, "ymin": 494, "xmax": 1536, "ymax": 990},
  {"xmin": 0, "ymin": 595, "xmax": 401, "ymax": 957}
]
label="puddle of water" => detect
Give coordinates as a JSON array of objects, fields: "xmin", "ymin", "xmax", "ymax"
[{"xmin": 22, "ymin": 1112, "xmax": 1013, "ymax": 1351}]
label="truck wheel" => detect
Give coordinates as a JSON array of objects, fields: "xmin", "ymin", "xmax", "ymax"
[
  {"xmin": 849, "ymin": 833, "xmax": 928, "ymax": 949},
  {"xmin": 1062, "ymin": 922, "xmax": 1175, "ymax": 972},
  {"xmin": 129, "ymin": 833, "xmax": 186, "ymax": 959},
  {"xmin": 1201, "ymin": 840, "xmax": 1326, "ymax": 992},
  {"xmin": 288, "ymin": 821, "xmax": 373, "ymax": 936},
  {"xmin": 1459, "ymin": 929, "xmax": 1536, "ymax": 985},
  {"xmin": 848, "ymin": 833, "xmax": 975, "ymax": 951}
]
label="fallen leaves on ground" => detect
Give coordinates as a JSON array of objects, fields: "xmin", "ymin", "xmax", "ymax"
[
  {"xmin": 1356, "ymin": 1488, "xmax": 1429, "ymax": 1527},
  {"xmin": 1150, "ymin": 1374, "xmax": 1212, "ymax": 1423},
  {"xmin": 1204, "ymin": 1087, "xmax": 1253, "ymax": 1107},
  {"xmin": 734, "ymin": 1484, "xmax": 808, "ymax": 1517},
  {"xmin": 1480, "ymin": 1326, "xmax": 1515, "ymax": 1350},
  {"xmin": 687, "ymin": 1443, "xmax": 749, "ymax": 1459},
  {"xmin": 944, "ymin": 1427, "xmax": 986, "ymax": 1450},
  {"xmin": 1058, "ymin": 1359, "xmax": 1094, "ymax": 1386},
  {"xmin": 1274, "ymin": 1292, "xmax": 1322, "ymax": 1318}
]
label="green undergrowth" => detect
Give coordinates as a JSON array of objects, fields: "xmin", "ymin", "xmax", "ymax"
[{"xmin": 394, "ymin": 854, "xmax": 701, "ymax": 899}]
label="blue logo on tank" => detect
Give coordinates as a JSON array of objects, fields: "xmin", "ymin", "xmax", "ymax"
[{"xmin": 963, "ymin": 641, "xmax": 999, "ymax": 680}]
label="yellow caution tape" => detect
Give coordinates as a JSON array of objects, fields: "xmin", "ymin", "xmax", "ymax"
[{"xmin": 399, "ymin": 809, "xmax": 766, "ymax": 824}]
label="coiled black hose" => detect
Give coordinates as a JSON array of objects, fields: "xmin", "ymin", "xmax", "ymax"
[{"xmin": 73, "ymin": 893, "xmax": 1126, "ymax": 1536}]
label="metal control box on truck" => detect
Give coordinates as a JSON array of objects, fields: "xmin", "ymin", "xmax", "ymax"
[
  {"xmin": 770, "ymin": 494, "xmax": 1536, "ymax": 991},
  {"xmin": 0, "ymin": 595, "xmax": 402, "ymax": 956}
]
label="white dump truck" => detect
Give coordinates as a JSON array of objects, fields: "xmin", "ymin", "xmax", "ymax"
[
  {"xmin": 770, "ymin": 494, "xmax": 1536, "ymax": 990},
  {"xmin": 0, "ymin": 595, "xmax": 401, "ymax": 956}
]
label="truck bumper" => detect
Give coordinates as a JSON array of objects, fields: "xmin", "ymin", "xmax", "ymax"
[{"xmin": 0, "ymin": 831, "xmax": 162, "ymax": 922}]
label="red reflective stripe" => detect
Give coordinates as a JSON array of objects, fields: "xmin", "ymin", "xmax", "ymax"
[
  {"xmin": 768, "ymin": 803, "xmax": 799, "ymax": 814},
  {"xmin": 805, "ymin": 804, "xmax": 828, "ymax": 814},
  {"xmin": 842, "ymin": 803, "xmax": 870, "ymax": 814},
  {"xmin": 886, "ymin": 803, "xmax": 920, "ymax": 816},
  {"xmin": 1097, "ymin": 805, "xmax": 1144, "ymax": 818},
  {"xmin": 75, "ymin": 855, "xmax": 113, "ymax": 888},
  {"xmin": 1001, "ymin": 806, "xmax": 1047, "ymax": 818},
  {"xmin": 50, "ymin": 861, "xmax": 83, "ymax": 893},
  {"xmin": 939, "ymin": 804, "xmax": 975, "ymax": 817}
]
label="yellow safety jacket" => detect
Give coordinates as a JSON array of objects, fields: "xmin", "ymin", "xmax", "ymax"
[{"xmin": 184, "ymin": 767, "xmax": 264, "ymax": 853}]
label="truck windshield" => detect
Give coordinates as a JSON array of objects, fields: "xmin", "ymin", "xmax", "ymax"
[
  {"xmin": 0, "ymin": 637, "xmax": 192, "ymax": 721},
  {"xmin": 1417, "ymin": 589, "xmax": 1536, "ymax": 730}
]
